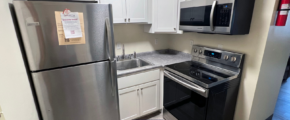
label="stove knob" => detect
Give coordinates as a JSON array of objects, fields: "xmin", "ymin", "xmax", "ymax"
[
  {"xmin": 199, "ymin": 50, "xmax": 203, "ymax": 54},
  {"xmin": 194, "ymin": 49, "xmax": 198, "ymax": 53},
  {"xmin": 231, "ymin": 57, "xmax": 237, "ymax": 62},
  {"xmin": 224, "ymin": 55, "xmax": 229, "ymax": 60}
]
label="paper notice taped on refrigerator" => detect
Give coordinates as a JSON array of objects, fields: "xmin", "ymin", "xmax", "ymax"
[{"xmin": 55, "ymin": 11, "xmax": 86, "ymax": 45}]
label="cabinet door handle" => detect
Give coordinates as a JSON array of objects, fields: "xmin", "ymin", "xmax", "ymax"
[
  {"xmin": 137, "ymin": 89, "xmax": 139, "ymax": 95},
  {"xmin": 128, "ymin": 18, "xmax": 130, "ymax": 22},
  {"xmin": 125, "ymin": 19, "xmax": 127, "ymax": 22},
  {"xmin": 174, "ymin": 28, "xmax": 176, "ymax": 30}
]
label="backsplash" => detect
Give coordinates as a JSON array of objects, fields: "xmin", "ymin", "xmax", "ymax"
[{"xmin": 113, "ymin": 24, "xmax": 169, "ymax": 56}]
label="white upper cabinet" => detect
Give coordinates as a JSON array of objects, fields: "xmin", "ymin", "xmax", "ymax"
[
  {"xmin": 100, "ymin": 0, "xmax": 150, "ymax": 24},
  {"xmin": 144, "ymin": 0, "xmax": 183, "ymax": 34},
  {"xmin": 154, "ymin": 0, "xmax": 177, "ymax": 32},
  {"xmin": 126, "ymin": 0, "xmax": 148, "ymax": 23},
  {"xmin": 99, "ymin": 0, "xmax": 127, "ymax": 23}
]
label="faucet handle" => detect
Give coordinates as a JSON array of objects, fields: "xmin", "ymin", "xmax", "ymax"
[
  {"xmin": 116, "ymin": 56, "xmax": 120, "ymax": 61},
  {"xmin": 134, "ymin": 51, "xmax": 137, "ymax": 59}
]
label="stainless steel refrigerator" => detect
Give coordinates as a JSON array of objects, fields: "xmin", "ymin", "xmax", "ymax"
[{"xmin": 13, "ymin": 1, "xmax": 119, "ymax": 120}]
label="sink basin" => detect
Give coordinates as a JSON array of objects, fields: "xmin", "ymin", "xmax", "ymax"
[{"xmin": 116, "ymin": 59, "xmax": 152, "ymax": 71}]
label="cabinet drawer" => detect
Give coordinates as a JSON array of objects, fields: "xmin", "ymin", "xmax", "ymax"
[{"xmin": 118, "ymin": 69, "xmax": 160, "ymax": 89}]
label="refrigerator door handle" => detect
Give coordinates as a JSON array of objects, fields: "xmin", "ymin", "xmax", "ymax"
[
  {"xmin": 105, "ymin": 18, "xmax": 114, "ymax": 60},
  {"xmin": 105, "ymin": 18, "xmax": 116, "ymax": 96}
]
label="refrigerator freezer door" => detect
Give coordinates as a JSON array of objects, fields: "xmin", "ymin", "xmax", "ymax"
[
  {"xmin": 32, "ymin": 61, "xmax": 119, "ymax": 120},
  {"xmin": 13, "ymin": 1, "xmax": 115, "ymax": 71}
]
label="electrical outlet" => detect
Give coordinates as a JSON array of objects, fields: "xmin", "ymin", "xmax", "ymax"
[
  {"xmin": 154, "ymin": 39, "xmax": 158, "ymax": 45},
  {"xmin": 190, "ymin": 40, "xmax": 194, "ymax": 46},
  {"xmin": 116, "ymin": 43, "xmax": 122, "ymax": 50}
]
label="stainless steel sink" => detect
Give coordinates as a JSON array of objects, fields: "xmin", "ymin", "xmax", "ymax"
[{"xmin": 116, "ymin": 59, "xmax": 152, "ymax": 71}]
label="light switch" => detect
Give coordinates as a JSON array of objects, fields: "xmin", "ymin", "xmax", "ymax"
[{"xmin": 116, "ymin": 43, "xmax": 122, "ymax": 50}]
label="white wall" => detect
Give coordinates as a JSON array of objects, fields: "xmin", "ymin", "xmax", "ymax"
[
  {"xmin": 0, "ymin": 0, "xmax": 39, "ymax": 120},
  {"xmin": 168, "ymin": 0, "xmax": 278, "ymax": 119},
  {"xmin": 114, "ymin": 24, "xmax": 169, "ymax": 56}
]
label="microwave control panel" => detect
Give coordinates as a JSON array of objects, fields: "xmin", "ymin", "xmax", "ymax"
[{"xmin": 215, "ymin": 3, "xmax": 233, "ymax": 27}]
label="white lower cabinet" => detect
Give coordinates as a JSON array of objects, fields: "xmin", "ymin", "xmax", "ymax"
[
  {"xmin": 118, "ymin": 69, "xmax": 160, "ymax": 120},
  {"xmin": 119, "ymin": 86, "xmax": 140, "ymax": 120},
  {"xmin": 119, "ymin": 80, "xmax": 160, "ymax": 120},
  {"xmin": 139, "ymin": 81, "xmax": 159, "ymax": 116}
]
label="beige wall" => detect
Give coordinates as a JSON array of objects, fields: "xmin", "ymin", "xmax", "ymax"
[
  {"xmin": 0, "ymin": 0, "xmax": 39, "ymax": 120},
  {"xmin": 249, "ymin": 8, "xmax": 290, "ymax": 120},
  {"xmin": 114, "ymin": 24, "xmax": 169, "ymax": 56},
  {"xmin": 168, "ymin": 0, "xmax": 279, "ymax": 119}
]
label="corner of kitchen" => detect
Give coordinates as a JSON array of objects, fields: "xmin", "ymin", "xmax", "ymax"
[{"xmin": 1, "ymin": 0, "xmax": 290, "ymax": 120}]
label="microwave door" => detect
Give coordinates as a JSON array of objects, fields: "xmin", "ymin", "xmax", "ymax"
[{"xmin": 179, "ymin": 2, "xmax": 212, "ymax": 32}]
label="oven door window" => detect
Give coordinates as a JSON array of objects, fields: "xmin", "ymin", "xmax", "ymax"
[
  {"xmin": 180, "ymin": 5, "xmax": 212, "ymax": 26},
  {"xmin": 164, "ymin": 77, "xmax": 208, "ymax": 120}
]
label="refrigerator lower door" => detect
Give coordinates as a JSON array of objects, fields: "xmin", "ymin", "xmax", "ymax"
[{"xmin": 32, "ymin": 61, "xmax": 119, "ymax": 120}]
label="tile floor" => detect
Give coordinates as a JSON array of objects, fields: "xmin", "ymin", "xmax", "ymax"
[{"xmin": 273, "ymin": 78, "xmax": 290, "ymax": 120}]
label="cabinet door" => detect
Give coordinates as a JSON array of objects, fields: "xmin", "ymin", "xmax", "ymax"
[
  {"xmin": 126, "ymin": 0, "xmax": 148, "ymax": 23},
  {"xmin": 119, "ymin": 86, "xmax": 140, "ymax": 120},
  {"xmin": 100, "ymin": 0, "xmax": 127, "ymax": 23},
  {"xmin": 139, "ymin": 81, "xmax": 160, "ymax": 115},
  {"xmin": 154, "ymin": 0, "xmax": 178, "ymax": 32}
]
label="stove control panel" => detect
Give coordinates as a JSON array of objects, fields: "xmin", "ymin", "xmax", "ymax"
[
  {"xmin": 204, "ymin": 50, "xmax": 222, "ymax": 59},
  {"xmin": 191, "ymin": 45, "xmax": 244, "ymax": 68}
]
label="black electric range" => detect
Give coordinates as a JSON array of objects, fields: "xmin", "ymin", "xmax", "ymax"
[
  {"xmin": 165, "ymin": 61, "xmax": 234, "ymax": 88},
  {"xmin": 163, "ymin": 45, "xmax": 244, "ymax": 120}
]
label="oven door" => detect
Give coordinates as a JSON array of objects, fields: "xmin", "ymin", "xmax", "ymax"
[
  {"xmin": 179, "ymin": 0, "xmax": 234, "ymax": 34},
  {"xmin": 163, "ymin": 71, "xmax": 209, "ymax": 120}
]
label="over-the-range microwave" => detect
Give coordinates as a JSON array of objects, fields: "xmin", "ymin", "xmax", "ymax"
[{"xmin": 179, "ymin": 0, "xmax": 256, "ymax": 35}]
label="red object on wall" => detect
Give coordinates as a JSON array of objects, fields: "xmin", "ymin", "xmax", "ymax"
[
  {"xmin": 276, "ymin": 11, "xmax": 288, "ymax": 26},
  {"xmin": 276, "ymin": 0, "xmax": 290, "ymax": 26},
  {"xmin": 279, "ymin": 0, "xmax": 290, "ymax": 9}
]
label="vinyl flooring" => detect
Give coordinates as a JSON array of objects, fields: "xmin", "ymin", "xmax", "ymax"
[{"xmin": 273, "ymin": 78, "xmax": 290, "ymax": 120}]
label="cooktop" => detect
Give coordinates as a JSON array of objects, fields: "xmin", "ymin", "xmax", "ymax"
[{"xmin": 165, "ymin": 61, "xmax": 235, "ymax": 88}]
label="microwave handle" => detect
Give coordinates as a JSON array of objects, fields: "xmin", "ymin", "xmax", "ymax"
[{"xmin": 210, "ymin": 1, "xmax": 217, "ymax": 31}]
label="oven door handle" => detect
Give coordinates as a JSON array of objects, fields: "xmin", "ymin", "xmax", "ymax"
[
  {"xmin": 210, "ymin": 1, "xmax": 217, "ymax": 31},
  {"xmin": 164, "ymin": 71, "xmax": 206, "ymax": 93}
]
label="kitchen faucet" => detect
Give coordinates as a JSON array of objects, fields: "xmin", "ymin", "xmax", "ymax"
[
  {"xmin": 116, "ymin": 44, "xmax": 136, "ymax": 61},
  {"xmin": 122, "ymin": 44, "xmax": 125, "ymax": 60}
]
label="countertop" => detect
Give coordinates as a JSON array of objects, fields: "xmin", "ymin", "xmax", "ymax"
[{"xmin": 117, "ymin": 49, "xmax": 192, "ymax": 77}]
